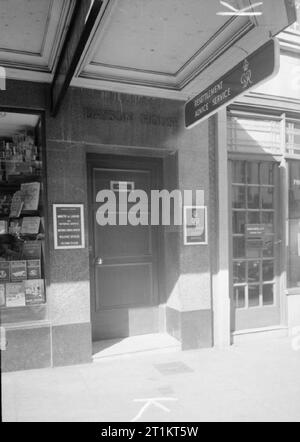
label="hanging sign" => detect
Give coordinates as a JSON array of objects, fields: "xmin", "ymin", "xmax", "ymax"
[
  {"xmin": 53, "ymin": 204, "xmax": 85, "ymax": 250},
  {"xmin": 185, "ymin": 38, "xmax": 280, "ymax": 129}
]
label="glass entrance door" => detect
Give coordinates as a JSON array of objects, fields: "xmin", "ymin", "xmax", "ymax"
[{"xmin": 230, "ymin": 160, "xmax": 281, "ymax": 331}]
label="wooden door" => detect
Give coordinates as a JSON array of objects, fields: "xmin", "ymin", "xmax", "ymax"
[{"xmin": 87, "ymin": 154, "xmax": 162, "ymax": 341}]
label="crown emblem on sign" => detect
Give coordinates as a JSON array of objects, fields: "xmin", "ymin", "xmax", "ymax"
[
  {"xmin": 243, "ymin": 59, "xmax": 249, "ymax": 72},
  {"xmin": 241, "ymin": 58, "xmax": 252, "ymax": 89}
]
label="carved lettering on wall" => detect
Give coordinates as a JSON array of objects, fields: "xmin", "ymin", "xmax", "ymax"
[{"xmin": 84, "ymin": 107, "xmax": 178, "ymax": 128}]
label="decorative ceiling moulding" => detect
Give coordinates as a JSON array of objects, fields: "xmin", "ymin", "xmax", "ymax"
[
  {"xmin": 77, "ymin": 0, "xmax": 255, "ymax": 90},
  {"xmin": 73, "ymin": 0, "xmax": 296, "ymax": 99},
  {"xmin": 0, "ymin": 0, "xmax": 75, "ymax": 78}
]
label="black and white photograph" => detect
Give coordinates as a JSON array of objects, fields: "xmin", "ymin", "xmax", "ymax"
[{"xmin": 0, "ymin": 0, "xmax": 300, "ymax": 428}]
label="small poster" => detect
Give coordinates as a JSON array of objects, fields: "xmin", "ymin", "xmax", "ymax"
[
  {"xmin": 10, "ymin": 191, "xmax": 24, "ymax": 218},
  {"xmin": 53, "ymin": 204, "xmax": 85, "ymax": 250},
  {"xmin": 21, "ymin": 216, "xmax": 41, "ymax": 235},
  {"xmin": 27, "ymin": 260, "xmax": 41, "ymax": 279},
  {"xmin": 21, "ymin": 182, "xmax": 40, "ymax": 211},
  {"xmin": 184, "ymin": 206, "xmax": 208, "ymax": 245},
  {"xmin": 0, "ymin": 262, "xmax": 10, "ymax": 283},
  {"xmin": 6, "ymin": 283, "xmax": 25, "ymax": 307},
  {"xmin": 25, "ymin": 279, "xmax": 45, "ymax": 306},
  {"xmin": 10, "ymin": 261, "xmax": 27, "ymax": 282},
  {"xmin": 22, "ymin": 241, "xmax": 42, "ymax": 260},
  {"xmin": 0, "ymin": 220, "xmax": 8, "ymax": 234},
  {"xmin": 0, "ymin": 284, "xmax": 5, "ymax": 307}
]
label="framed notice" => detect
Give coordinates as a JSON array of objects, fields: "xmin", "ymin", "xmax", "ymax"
[
  {"xmin": 53, "ymin": 204, "xmax": 85, "ymax": 250},
  {"xmin": 184, "ymin": 206, "xmax": 208, "ymax": 246}
]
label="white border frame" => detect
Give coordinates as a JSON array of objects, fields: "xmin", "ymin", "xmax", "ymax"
[
  {"xmin": 53, "ymin": 204, "xmax": 85, "ymax": 250},
  {"xmin": 183, "ymin": 205, "xmax": 208, "ymax": 246}
]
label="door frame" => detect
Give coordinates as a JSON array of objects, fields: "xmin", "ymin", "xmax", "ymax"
[{"xmin": 86, "ymin": 153, "xmax": 165, "ymax": 340}]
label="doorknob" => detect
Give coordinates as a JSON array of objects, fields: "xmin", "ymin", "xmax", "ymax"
[{"xmin": 95, "ymin": 257, "xmax": 103, "ymax": 265}]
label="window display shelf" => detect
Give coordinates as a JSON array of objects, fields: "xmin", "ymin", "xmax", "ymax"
[{"xmin": 0, "ymin": 116, "xmax": 47, "ymax": 321}]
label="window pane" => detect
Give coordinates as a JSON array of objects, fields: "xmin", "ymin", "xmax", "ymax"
[
  {"xmin": 263, "ymin": 260, "xmax": 274, "ymax": 281},
  {"xmin": 232, "ymin": 186, "xmax": 246, "ymax": 209},
  {"xmin": 248, "ymin": 285, "xmax": 260, "ymax": 307},
  {"xmin": 233, "ymin": 211, "xmax": 246, "ymax": 234},
  {"xmin": 247, "ymin": 163, "xmax": 259, "ymax": 184},
  {"xmin": 260, "ymin": 163, "xmax": 274, "ymax": 185},
  {"xmin": 248, "ymin": 187, "xmax": 260, "ymax": 209},
  {"xmin": 261, "ymin": 187, "xmax": 274, "ymax": 209},
  {"xmin": 248, "ymin": 261, "xmax": 260, "ymax": 283},
  {"xmin": 232, "ymin": 161, "xmax": 246, "ymax": 184},
  {"xmin": 233, "ymin": 261, "xmax": 246, "ymax": 284},
  {"xmin": 263, "ymin": 284, "xmax": 274, "ymax": 306},
  {"xmin": 233, "ymin": 237, "xmax": 245, "ymax": 259},
  {"xmin": 263, "ymin": 236, "xmax": 274, "ymax": 257},
  {"xmin": 234, "ymin": 286, "xmax": 246, "ymax": 309},
  {"xmin": 248, "ymin": 211, "xmax": 260, "ymax": 224},
  {"xmin": 262, "ymin": 212, "xmax": 274, "ymax": 230}
]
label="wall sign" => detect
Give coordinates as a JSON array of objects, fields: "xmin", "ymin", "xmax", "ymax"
[
  {"xmin": 184, "ymin": 206, "xmax": 208, "ymax": 246},
  {"xmin": 110, "ymin": 181, "xmax": 135, "ymax": 192},
  {"xmin": 53, "ymin": 204, "xmax": 85, "ymax": 250},
  {"xmin": 185, "ymin": 38, "xmax": 280, "ymax": 129}
]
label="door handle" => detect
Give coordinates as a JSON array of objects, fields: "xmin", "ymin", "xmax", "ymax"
[{"xmin": 95, "ymin": 257, "xmax": 103, "ymax": 265}]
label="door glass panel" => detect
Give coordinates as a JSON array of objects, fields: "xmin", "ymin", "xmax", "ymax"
[
  {"xmin": 231, "ymin": 160, "xmax": 280, "ymax": 329},
  {"xmin": 232, "ymin": 186, "xmax": 246, "ymax": 208},
  {"xmin": 248, "ymin": 211, "xmax": 260, "ymax": 224},
  {"xmin": 233, "ymin": 261, "xmax": 246, "ymax": 284},
  {"xmin": 248, "ymin": 261, "xmax": 260, "ymax": 283},
  {"xmin": 263, "ymin": 236, "xmax": 274, "ymax": 257},
  {"xmin": 234, "ymin": 286, "xmax": 246, "ymax": 309},
  {"xmin": 263, "ymin": 284, "xmax": 274, "ymax": 306},
  {"xmin": 260, "ymin": 163, "xmax": 274, "ymax": 185},
  {"xmin": 263, "ymin": 260, "xmax": 274, "ymax": 281},
  {"xmin": 248, "ymin": 187, "xmax": 260, "ymax": 209},
  {"xmin": 247, "ymin": 163, "xmax": 259, "ymax": 184},
  {"xmin": 248, "ymin": 285, "xmax": 260, "ymax": 307},
  {"xmin": 233, "ymin": 237, "xmax": 245, "ymax": 258},
  {"xmin": 232, "ymin": 161, "xmax": 246, "ymax": 184},
  {"xmin": 233, "ymin": 212, "xmax": 246, "ymax": 234},
  {"xmin": 261, "ymin": 187, "xmax": 274, "ymax": 209},
  {"xmin": 262, "ymin": 212, "xmax": 274, "ymax": 229}
]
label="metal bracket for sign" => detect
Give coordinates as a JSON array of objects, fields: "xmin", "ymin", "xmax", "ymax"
[
  {"xmin": 185, "ymin": 38, "xmax": 280, "ymax": 129},
  {"xmin": 53, "ymin": 204, "xmax": 85, "ymax": 250}
]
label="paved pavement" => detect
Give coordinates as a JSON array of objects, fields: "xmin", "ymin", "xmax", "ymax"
[{"xmin": 2, "ymin": 337, "xmax": 300, "ymax": 422}]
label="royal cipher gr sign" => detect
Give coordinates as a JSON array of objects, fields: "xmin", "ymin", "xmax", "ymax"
[{"xmin": 185, "ymin": 38, "xmax": 280, "ymax": 129}]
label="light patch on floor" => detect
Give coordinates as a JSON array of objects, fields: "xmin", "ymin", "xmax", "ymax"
[{"xmin": 92, "ymin": 333, "xmax": 180, "ymax": 360}]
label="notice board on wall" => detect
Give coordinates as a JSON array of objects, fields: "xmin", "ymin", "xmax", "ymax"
[{"xmin": 53, "ymin": 204, "xmax": 85, "ymax": 250}]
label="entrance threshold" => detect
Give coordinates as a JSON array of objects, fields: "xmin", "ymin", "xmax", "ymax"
[
  {"xmin": 92, "ymin": 333, "xmax": 180, "ymax": 360},
  {"xmin": 232, "ymin": 326, "xmax": 288, "ymax": 344}
]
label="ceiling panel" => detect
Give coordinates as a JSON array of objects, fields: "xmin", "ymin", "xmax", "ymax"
[
  {"xmin": 0, "ymin": 0, "xmax": 51, "ymax": 54},
  {"xmin": 0, "ymin": 0, "xmax": 75, "ymax": 77},
  {"xmin": 91, "ymin": 0, "xmax": 232, "ymax": 75}
]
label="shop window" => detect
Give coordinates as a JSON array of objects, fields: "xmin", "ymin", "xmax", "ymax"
[
  {"xmin": 0, "ymin": 111, "xmax": 47, "ymax": 323},
  {"xmin": 288, "ymin": 161, "xmax": 300, "ymax": 289}
]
